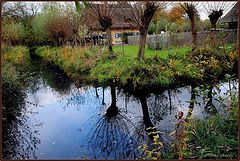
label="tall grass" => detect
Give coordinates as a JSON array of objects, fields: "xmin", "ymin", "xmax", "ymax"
[{"xmin": 187, "ymin": 116, "xmax": 238, "ymax": 159}]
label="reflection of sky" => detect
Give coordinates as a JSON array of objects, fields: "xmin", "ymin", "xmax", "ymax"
[
  {"xmin": 26, "ymin": 84, "xmax": 105, "ymax": 159},
  {"xmin": 33, "ymin": 90, "xmax": 58, "ymax": 105},
  {"xmin": 24, "ymin": 77, "xmax": 238, "ymax": 159}
]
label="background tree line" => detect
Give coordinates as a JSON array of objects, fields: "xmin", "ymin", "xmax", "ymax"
[
  {"xmin": 2, "ymin": 2, "xmax": 88, "ymax": 46},
  {"xmin": 2, "ymin": 2, "xmax": 232, "ymax": 49}
]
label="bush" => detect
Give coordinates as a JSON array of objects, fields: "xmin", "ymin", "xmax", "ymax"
[{"xmin": 186, "ymin": 46, "xmax": 238, "ymax": 83}]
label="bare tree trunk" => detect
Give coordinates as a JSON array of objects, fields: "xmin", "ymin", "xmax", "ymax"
[
  {"xmin": 190, "ymin": 18, "xmax": 197, "ymax": 49},
  {"xmin": 210, "ymin": 30, "xmax": 218, "ymax": 47},
  {"xmin": 106, "ymin": 28, "xmax": 113, "ymax": 53},
  {"xmin": 138, "ymin": 30, "xmax": 147, "ymax": 60},
  {"xmin": 211, "ymin": 23, "xmax": 216, "ymax": 30},
  {"xmin": 79, "ymin": 35, "xmax": 82, "ymax": 47},
  {"xmin": 90, "ymin": 31, "xmax": 93, "ymax": 47}
]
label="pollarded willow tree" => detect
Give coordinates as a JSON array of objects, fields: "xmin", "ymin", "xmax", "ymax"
[
  {"xmin": 180, "ymin": 2, "xmax": 199, "ymax": 49},
  {"xmin": 202, "ymin": 2, "xmax": 235, "ymax": 30},
  {"xmin": 125, "ymin": 1, "xmax": 169, "ymax": 60},
  {"xmin": 80, "ymin": 1, "xmax": 119, "ymax": 53},
  {"xmin": 202, "ymin": 2, "xmax": 236, "ymax": 46}
]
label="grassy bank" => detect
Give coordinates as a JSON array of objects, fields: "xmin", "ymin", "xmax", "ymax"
[
  {"xmin": 186, "ymin": 115, "xmax": 238, "ymax": 159},
  {"xmin": 178, "ymin": 89, "xmax": 238, "ymax": 159},
  {"xmin": 186, "ymin": 86, "xmax": 238, "ymax": 159},
  {"xmin": 2, "ymin": 45, "xmax": 31, "ymax": 88},
  {"xmin": 35, "ymin": 44, "xmax": 237, "ymax": 89}
]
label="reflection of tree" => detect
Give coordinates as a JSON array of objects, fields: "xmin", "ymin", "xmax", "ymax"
[
  {"xmin": 65, "ymin": 89, "xmax": 86, "ymax": 107},
  {"xmin": 87, "ymin": 85, "xmax": 139, "ymax": 159},
  {"xmin": 88, "ymin": 112, "xmax": 138, "ymax": 159},
  {"xmin": 135, "ymin": 93, "xmax": 170, "ymax": 155},
  {"xmin": 148, "ymin": 93, "xmax": 169, "ymax": 123},
  {"xmin": 168, "ymin": 90, "xmax": 173, "ymax": 115},
  {"xmin": 40, "ymin": 63, "xmax": 72, "ymax": 94},
  {"xmin": 139, "ymin": 95, "xmax": 155, "ymax": 132},
  {"xmin": 95, "ymin": 87, "xmax": 99, "ymax": 98},
  {"xmin": 64, "ymin": 86, "xmax": 106, "ymax": 112},
  {"xmin": 204, "ymin": 85, "xmax": 218, "ymax": 115},
  {"xmin": 102, "ymin": 87, "xmax": 106, "ymax": 105},
  {"xmin": 186, "ymin": 85, "xmax": 196, "ymax": 121},
  {"xmin": 29, "ymin": 55, "xmax": 72, "ymax": 99},
  {"xmin": 105, "ymin": 85, "xmax": 118, "ymax": 118},
  {"xmin": 2, "ymin": 81, "xmax": 41, "ymax": 159}
]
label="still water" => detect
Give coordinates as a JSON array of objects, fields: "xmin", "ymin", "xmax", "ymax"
[{"xmin": 3, "ymin": 58, "xmax": 237, "ymax": 159}]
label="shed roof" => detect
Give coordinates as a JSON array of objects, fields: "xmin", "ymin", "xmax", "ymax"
[{"xmin": 220, "ymin": 3, "xmax": 238, "ymax": 23}]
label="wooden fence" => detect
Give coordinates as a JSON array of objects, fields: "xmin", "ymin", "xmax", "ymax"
[{"xmin": 127, "ymin": 29, "xmax": 237, "ymax": 49}]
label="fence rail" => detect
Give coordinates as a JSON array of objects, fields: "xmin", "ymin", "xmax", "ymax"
[{"xmin": 127, "ymin": 30, "xmax": 237, "ymax": 49}]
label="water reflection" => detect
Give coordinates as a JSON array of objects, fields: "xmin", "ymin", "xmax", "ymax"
[
  {"xmin": 3, "ymin": 54, "xmax": 237, "ymax": 159},
  {"xmin": 2, "ymin": 80, "xmax": 41, "ymax": 159},
  {"xmin": 88, "ymin": 85, "xmax": 139, "ymax": 159},
  {"xmin": 30, "ymin": 56, "xmax": 72, "ymax": 96},
  {"xmin": 186, "ymin": 85, "xmax": 197, "ymax": 121},
  {"xmin": 136, "ymin": 91, "xmax": 171, "ymax": 154},
  {"xmin": 204, "ymin": 85, "xmax": 218, "ymax": 115},
  {"xmin": 102, "ymin": 87, "xmax": 106, "ymax": 105},
  {"xmin": 105, "ymin": 85, "xmax": 118, "ymax": 118},
  {"xmin": 41, "ymin": 66, "xmax": 72, "ymax": 96}
]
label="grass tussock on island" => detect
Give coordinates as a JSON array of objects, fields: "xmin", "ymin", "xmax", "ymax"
[{"xmin": 35, "ymin": 44, "xmax": 237, "ymax": 89}]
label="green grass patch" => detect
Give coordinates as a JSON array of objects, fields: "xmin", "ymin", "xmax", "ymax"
[{"xmin": 112, "ymin": 45, "xmax": 191, "ymax": 60}]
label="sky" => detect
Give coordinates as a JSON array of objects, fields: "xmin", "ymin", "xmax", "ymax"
[{"xmin": 7, "ymin": 1, "xmax": 237, "ymax": 20}]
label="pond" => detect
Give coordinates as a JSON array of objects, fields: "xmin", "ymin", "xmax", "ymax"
[{"xmin": 3, "ymin": 56, "xmax": 237, "ymax": 159}]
